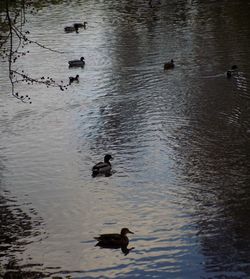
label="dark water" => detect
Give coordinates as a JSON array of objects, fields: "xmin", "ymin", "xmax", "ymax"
[{"xmin": 1, "ymin": 0, "xmax": 250, "ymax": 278}]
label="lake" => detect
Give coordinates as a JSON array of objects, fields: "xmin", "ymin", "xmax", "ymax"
[{"xmin": 1, "ymin": 0, "xmax": 250, "ymax": 278}]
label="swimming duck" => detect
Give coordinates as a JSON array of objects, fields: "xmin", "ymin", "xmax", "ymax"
[
  {"xmin": 226, "ymin": 65, "xmax": 238, "ymax": 78},
  {"xmin": 94, "ymin": 228, "xmax": 134, "ymax": 246},
  {"xmin": 92, "ymin": 154, "xmax": 113, "ymax": 177},
  {"xmin": 64, "ymin": 24, "xmax": 79, "ymax": 33},
  {"xmin": 231, "ymin": 65, "xmax": 238, "ymax": 70},
  {"xmin": 68, "ymin": 57, "xmax": 85, "ymax": 68},
  {"xmin": 74, "ymin": 21, "xmax": 87, "ymax": 29},
  {"xmin": 164, "ymin": 59, "xmax": 174, "ymax": 70},
  {"xmin": 69, "ymin": 74, "xmax": 79, "ymax": 84}
]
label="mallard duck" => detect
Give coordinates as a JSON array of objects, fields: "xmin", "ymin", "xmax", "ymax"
[
  {"xmin": 226, "ymin": 65, "xmax": 238, "ymax": 78},
  {"xmin": 64, "ymin": 24, "xmax": 79, "ymax": 33},
  {"xmin": 68, "ymin": 57, "xmax": 85, "ymax": 68},
  {"xmin": 69, "ymin": 74, "xmax": 79, "ymax": 84},
  {"xmin": 231, "ymin": 65, "xmax": 238, "ymax": 70},
  {"xmin": 94, "ymin": 228, "xmax": 134, "ymax": 246},
  {"xmin": 164, "ymin": 59, "xmax": 174, "ymax": 70},
  {"xmin": 74, "ymin": 21, "xmax": 87, "ymax": 29},
  {"xmin": 92, "ymin": 154, "xmax": 113, "ymax": 177}
]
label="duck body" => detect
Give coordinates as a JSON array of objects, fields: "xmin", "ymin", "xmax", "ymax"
[
  {"xmin": 74, "ymin": 21, "xmax": 87, "ymax": 29},
  {"xmin": 94, "ymin": 228, "xmax": 134, "ymax": 246},
  {"xmin": 164, "ymin": 59, "xmax": 174, "ymax": 70},
  {"xmin": 68, "ymin": 57, "xmax": 85, "ymax": 68},
  {"xmin": 92, "ymin": 154, "xmax": 113, "ymax": 177},
  {"xmin": 69, "ymin": 74, "xmax": 79, "ymax": 84},
  {"xmin": 64, "ymin": 24, "xmax": 79, "ymax": 33},
  {"xmin": 226, "ymin": 65, "xmax": 238, "ymax": 78},
  {"xmin": 226, "ymin": 70, "xmax": 232, "ymax": 78}
]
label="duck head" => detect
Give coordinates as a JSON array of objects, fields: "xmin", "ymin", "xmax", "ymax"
[
  {"xmin": 80, "ymin": 57, "xmax": 85, "ymax": 62},
  {"xmin": 121, "ymin": 228, "xmax": 134, "ymax": 236},
  {"xmin": 104, "ymin": 154, "xmax": 113, "ymax": 163}
]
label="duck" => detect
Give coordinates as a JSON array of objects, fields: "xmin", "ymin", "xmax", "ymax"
[
  {"xmin": 64, "ymin": 24, "xmax": 79, "ymax": 33},
  {"xmin": 92, "ymin": 154, "xmax": 113, "ymax": 177},
  {"xmin": 69, "ymin": 74, "xmax": 79, "ymax": 84},
  {"xmin": 226, "ymin": 65, "xmax": 238, "ymax": 78},
  {"xmin": 164, "ymin": 59, "xmax": 174, "ymax": 70},
  {"xmin": 68, "ymin": 57, "xmax": 85, "ymax": 68},
  {"xmin": 231, "ymin": 65, "xmax": 238, "ymax": 70},
  {"xmin": 94, "ymin": 228, "xmax": 134, "ymax": 246},
  {"xmin": 74, "ymin": 21, "xmax": 87, "ymax": 29},
  {"xmin": 149, "ymin": 0, "xmax": 161, "ymax": 8}
]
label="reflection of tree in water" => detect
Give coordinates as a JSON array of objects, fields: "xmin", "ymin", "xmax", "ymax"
[
  {"xmin": 194, "ymin": 173, "xmax": 250, "ymax": 276},
  {"xmin": 175, "ymin": 82, "xmax": 250, "ymax": 276},
  {"xmin": 0, "ymin": 191, "xmax": 44, "ymax": 277},
  {"xmin": 91, "ymin": 2, "xmax": 161, "ymax": 153},
  {"xmin": 175, "ymin": 110, "xmax": 250, "ymax": 276},
  {"xmin": 175, "ymin": 67, "xmax": 250, "ymax": 278},
  {"xmin": 168, "ymin": 1, "xmax": 250, "ymax": 276},
  {"xmin": 200, "ymin": 203, "xmax": 250, "ymax": 276}
]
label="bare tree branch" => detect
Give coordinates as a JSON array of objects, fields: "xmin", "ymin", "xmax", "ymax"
[{"xmin": 1, "ymin": 0, "xmax": 68, "ymax": 103}]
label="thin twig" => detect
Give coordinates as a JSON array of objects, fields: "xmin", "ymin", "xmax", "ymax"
[
  {"xmin": 13, "ymin": 25, "xmax": 64, "ymax": 54},
  {"xmin": 3, "ymin": 0, "xmax": 66, "ymax": 103}
]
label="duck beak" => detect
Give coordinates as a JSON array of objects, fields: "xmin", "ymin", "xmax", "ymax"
[{"xmin": 128, "ymin": 230, "xmax": 134, "ymax": 234}]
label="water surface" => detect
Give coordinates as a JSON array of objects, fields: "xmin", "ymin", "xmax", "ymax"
[{"xmin": 1, "ymin": 0, "xmax": 250, "ymax": 278}]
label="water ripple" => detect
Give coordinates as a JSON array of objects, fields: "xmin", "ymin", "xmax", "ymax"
[{"xmin": 1, "ymin": 0, "xmax": 250, "ymax": 278}]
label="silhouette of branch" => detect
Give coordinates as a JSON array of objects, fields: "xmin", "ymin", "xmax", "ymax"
[
  {"xmin": 12, "ymin": 25, "xmax": 64, "ymax": 54},
  {"xmin": 11, "ymin": 70, "xmax": 67, "ymax": 89},
  {"xmin": 2, "ymin": 0, "xmax": 67, "ymax": 103}
]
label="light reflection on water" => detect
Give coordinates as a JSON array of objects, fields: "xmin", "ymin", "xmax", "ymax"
[{"xmin": 0, "ymin": 0, "xmax": 250, "ymax": 278}]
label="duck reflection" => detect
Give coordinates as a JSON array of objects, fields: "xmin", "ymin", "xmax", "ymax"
[
  {"xmin": 94, "ymin": 228, "xmax": 134, "ymax": 255},
  {"xmin": 95, "ymin": 241, "xmax": 134, "ymax": 256}
]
